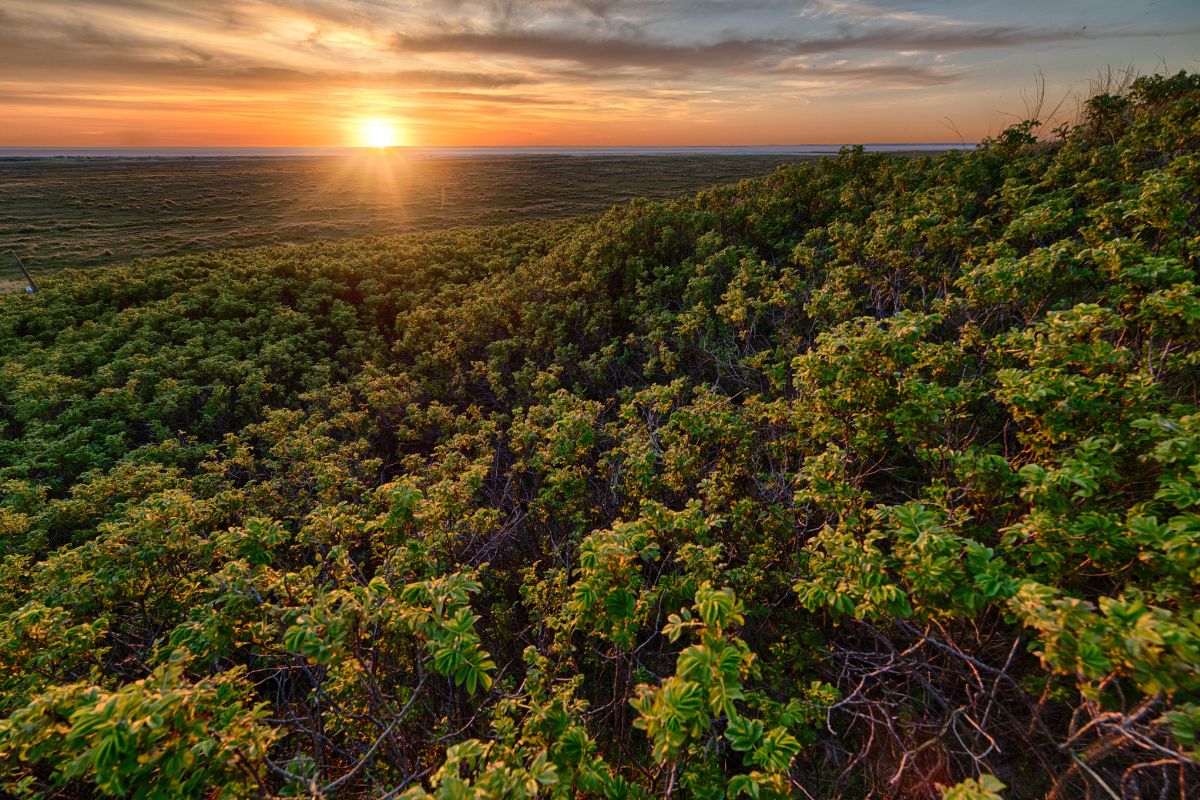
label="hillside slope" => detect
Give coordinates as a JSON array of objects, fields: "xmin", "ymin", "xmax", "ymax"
[{"xmin": 0, "ymin": 72, "xmax": 1197, "ymax": 799}]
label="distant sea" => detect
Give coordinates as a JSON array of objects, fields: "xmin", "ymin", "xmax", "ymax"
[{"xmin": 0, "ymin": 144, "xmax": 973, "ymax": 160}]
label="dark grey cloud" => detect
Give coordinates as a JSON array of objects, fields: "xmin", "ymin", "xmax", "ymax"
[
  {"xmin": 392, "ymin": 23, "xmax": 1176, "ymax": 75},
  {"xmin": 394, "ymin": 30, "xmax": 777, "ymax": 71}
]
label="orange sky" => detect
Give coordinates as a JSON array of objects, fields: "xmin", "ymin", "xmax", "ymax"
[{"xmin": 1, "ymin": 1, "xmax": 1197, "ymax": 147}]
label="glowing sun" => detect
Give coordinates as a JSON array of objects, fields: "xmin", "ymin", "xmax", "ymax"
[{"xmin": 359, "ymin": 119, "xmax": 400, "ymax": 148}]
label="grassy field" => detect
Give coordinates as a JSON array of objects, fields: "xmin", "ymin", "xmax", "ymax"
[{"xmin": 0, "ymin": 153, "xmax": 822, "ymax": 280}]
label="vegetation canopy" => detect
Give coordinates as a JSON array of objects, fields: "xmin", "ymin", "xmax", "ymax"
[{"xmin": 0, "ymin": 72, "xmax": 1198, "ymax": 799}]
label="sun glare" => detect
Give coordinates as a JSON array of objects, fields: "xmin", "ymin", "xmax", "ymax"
[{"xmin": 359, "ymin": 119, "xmax": 399, "ymax": 148}]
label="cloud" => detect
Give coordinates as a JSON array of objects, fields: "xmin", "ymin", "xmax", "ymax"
[
  {"xmin": 3, "ymin": 0, "xmax": 1199, "ymax": 145},
  {"xmin": 771, "ymin": 62, "xmax": 964, "ymax": 88},
  {"xmin": 391, "ymin": 24, "xmax": 1174, "ymax": 76},
  {"xmin": 414, "ymin": 90, "xmax": 573, "ymax": 105},
  {"xmin": 0, "ymin": 7, "xmax": 525, "ymax": 91},
  {"xmin": 394, "ymin": 30, "xmax": 782, "ymax": 72}
]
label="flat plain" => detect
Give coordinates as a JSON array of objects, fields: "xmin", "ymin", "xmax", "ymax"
[{"xmin": 0, "ymin": 153, "xmax": 819, "ymax": 279}]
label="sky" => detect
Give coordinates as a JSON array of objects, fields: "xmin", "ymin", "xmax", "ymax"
[{"xmin": 1, "ymin": 1, "xmax": 1197, "ymax": 147}]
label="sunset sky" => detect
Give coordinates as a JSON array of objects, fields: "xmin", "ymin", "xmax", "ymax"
[{"xmin": 2, "ymin": 1, "xmax": 1197, "ymax": 147}]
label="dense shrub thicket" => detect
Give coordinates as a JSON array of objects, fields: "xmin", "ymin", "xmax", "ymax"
[{"xmin": 0, "ymin": 72, "xmax": 1198, "ymax": 800}]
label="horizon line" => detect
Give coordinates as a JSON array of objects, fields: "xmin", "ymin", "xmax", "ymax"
[
  {"xmin": 0, "ymin": 143, "xmax": 977, "ymax": 159},
  {"xmin": 1, "ymin": 143, "xmax": 976, "ymax": 149}
]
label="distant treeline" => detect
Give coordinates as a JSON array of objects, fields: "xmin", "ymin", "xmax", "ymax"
[{"xmin": 0, "ymin": 72, "xmax": 1197, "ymax": 799}]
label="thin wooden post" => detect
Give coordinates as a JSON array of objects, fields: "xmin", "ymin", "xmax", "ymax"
[{"xmin": 10, "ymin": 251, "xmax": 37, "ymax": 293}]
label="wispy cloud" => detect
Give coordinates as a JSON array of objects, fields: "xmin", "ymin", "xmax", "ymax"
[{"xmin": 392, "ymin": 24, "xmax": 1176, "ymax": 76}]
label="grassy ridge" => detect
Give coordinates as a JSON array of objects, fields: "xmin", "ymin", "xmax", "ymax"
[{"xmin": 0, "ymin": 73, "xmax": 1197, "ymax": 799}]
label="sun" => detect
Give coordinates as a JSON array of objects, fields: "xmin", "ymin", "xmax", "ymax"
[{"xmin": 359, "ymin": 119, "xmax": 399, "ymax": 148}]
